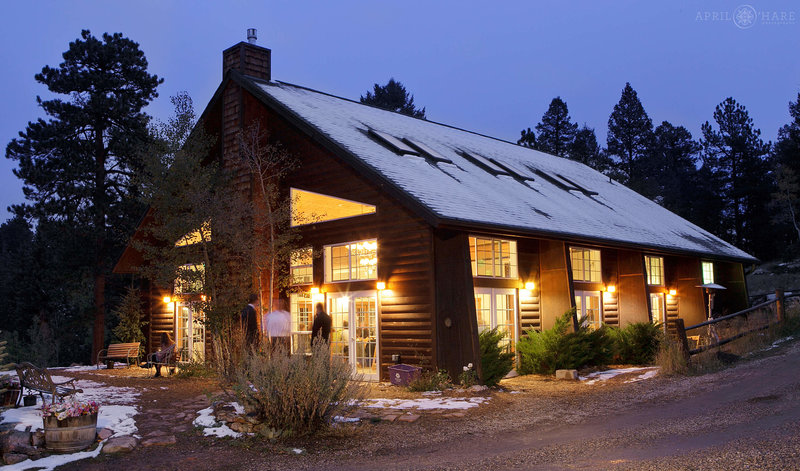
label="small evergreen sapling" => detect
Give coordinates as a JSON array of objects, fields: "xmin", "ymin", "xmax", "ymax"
[
  {"xmin": 112, "ymin": 287, "xmax": 147, "ymax": 357},
  {"xmin": 479, "ymin": 328, "xmax": 514, "ymax": 387}
]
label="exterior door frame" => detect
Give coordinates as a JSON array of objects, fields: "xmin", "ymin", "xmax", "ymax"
[
  {"xmin": 474, "ymin": 287, "xmax": 518, "ymax": 351},
  {"xmin": 174, "ymin": 301, "xmax": 205, "ymax": 362},
  {"xmin": 327, "ymin": 290, "xmax": 379, "ymax": 380}
]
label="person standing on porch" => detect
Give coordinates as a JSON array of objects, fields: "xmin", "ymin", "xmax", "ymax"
[
  {"xmin": 311, "ymin": 302, "xmax": 332, "ymax": 348},
  {"xmin": 241, "ymin": 294, "xmax": 260, "ymax": 349},
  {"xmin": 265, "ymin": 298, "xmax": 291, "ymax": 355}
]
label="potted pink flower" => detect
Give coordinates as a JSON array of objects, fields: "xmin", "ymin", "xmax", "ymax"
[{"xmin": 41, "ymin": 400, "xmax": 100, "ymax": 452}]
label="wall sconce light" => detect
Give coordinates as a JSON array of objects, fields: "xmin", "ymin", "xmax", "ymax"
[
  {"xmin": 377, "ymin": 281, "xmax": 386, "ymax": 291},
  {"xmin": 162, "ymin": 296, "xmax": 172, "ymax": 304},
  {"xmin": 524, "ymin": 281, "xmax": 535, "ymax": 290},
  {"xmin": 606, "ymin": 285, "xmax": 616, "ymax": 293},
  {"xmin": 201, "ymin": 295, "xmax": 207, "ymax": 302},
  {"xmin": 668, "ymin": 289, "xmax": 677, "ymax": 296},
  {"xmin": 310, "ymin": 287, "xmax": 320, "ymax": 295}
]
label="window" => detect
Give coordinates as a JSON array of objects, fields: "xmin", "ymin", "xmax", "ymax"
[
  {"xmin": 570, "ymin": 247, "xmax": 601, "ymax": 282},
  {"xmin": 324, "ymin": 239, "xmax": 378, "ymax": 282},
  {"xmin": 290, "ymin": 247, "xmax": 313, "ymax": 285},
  {"xmin": 368, "ymin": 129, "xmax": 420, "ymax": 156},
  {"xmin": 645, "ymin": 256, "xmax": 664, "ymax": 286},
  {"xmin": 290, "ymin": 293, "xmax": 313, "ymax": 354},
  {"xmin": 175, "ymin": 222, "xmax": 211, "ymax": 247},
  {"xmin": 475, "ymin": 288, "xmax": 516, "ymax": 352},
  {"xmin": 701, "ymin": 261, "xmax": 714, "ymax": 284},
  {"xmin": 575, "ymin": 290, "xmax": 602, "ymax": 329},
  {"xmin": 469, "ymin": 236, "xmax": 518, "ymax": 278},
  {"xmin": 650, "ymin": 293, "xmax": 665, "ymax": 325},
  {"xmin": 460, "ymin": 150, "xmax": 509, "ymax": 175},
  {"xmin": 290, "ymin": 188, "xmax": 376, "ymax": 227},
  {"xmin": 174, "ymin": 263, "xmax": 205, "ymax": 294}
]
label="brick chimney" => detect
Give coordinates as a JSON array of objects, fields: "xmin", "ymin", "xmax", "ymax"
[{"xmin": 223, "ymin": 28, "xmax": 271, "ymax": 81}]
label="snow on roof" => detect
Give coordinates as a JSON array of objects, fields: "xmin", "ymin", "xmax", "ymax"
[{"xmin": 249, "ymin": 78, "xmax": 754, "ymax": 262}]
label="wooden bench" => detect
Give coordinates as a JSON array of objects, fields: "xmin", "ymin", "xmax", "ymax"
[
  {"xmin": 96, "ymin": 342, "xmax": 140, "ymax": 369},
  {"xmin": 14, "ymin": 362, "xmax": 82, "ymax": 405}
]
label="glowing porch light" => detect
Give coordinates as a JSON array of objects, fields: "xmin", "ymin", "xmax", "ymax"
[
  {"xmin": 524, "ymin": 281, "xmax": 535, "ymax": 290},
  {"xmin": 377, "ymin": 281, "xmax": 386, "ymax": 291},
  {"xmin": 163, "ymin": 296, "xmax": 172, "ymax": 304},
  {"xmin": 310, "ymin": 287, "xmax": 320, "ymax": 295},
  {"xmin": 606, "ymin": 285, "xmax": 616, "ymax": 293},
  {"xmin": 668, "ymin": 289, "xmax": 677, "ymax": 296}
]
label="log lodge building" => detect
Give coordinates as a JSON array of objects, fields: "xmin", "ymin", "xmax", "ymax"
[{"xmin": 115, "ymin": 35, "xmax": 756, "ymax": 381}]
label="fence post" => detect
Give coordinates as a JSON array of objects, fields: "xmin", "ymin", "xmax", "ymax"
[
  {"xmin": 776, "ymin": 290, "xmax": 785, "ymax": 323},
  {"xmin": 672, "ymin": 318, "xmax": 690, "ymax": 358}
]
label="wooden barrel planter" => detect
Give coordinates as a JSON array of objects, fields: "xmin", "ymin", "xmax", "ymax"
[{"xmin": 43, "ymin": 413, "xmax": 98, "ymax": 452}]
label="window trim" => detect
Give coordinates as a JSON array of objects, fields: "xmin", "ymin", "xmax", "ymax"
[
  {"xmin": 290, "ymin": 247, "xmax": 314, "ymax": 286},
  {"xmin": 701, "ymin": 261, "xmax": 714, "ymax": 285},
  {"xmin": 324, "ymin": 239, "xmax": 378, "ymax": 283},
  {"xmin": 570, "ymin": 246, "xmax": 602, "ymax": 283},
  {"xmin": 644, "ymin": 255, "xmax": 665, "ymax": 286},
  {"xmin": 469, "ymin": 236, "xmax": 518, "ymax": 279}
]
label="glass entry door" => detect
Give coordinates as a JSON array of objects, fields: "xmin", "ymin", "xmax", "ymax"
[
  {"xmin": 176, "ymin": 302, "xmax": 205, "ymax": 362},
  {"xmin": 474, "ymin": 288, "xmax": 517, "ymax": 352},
  {"xmin": 328, "ymin": 291, "xmax": 378, "ymax": 380},
  {"xmin": 575, "ymin": 291, "xmax": 602, "ymax": 329},
  {"xmin": 650, "ymin": 293, "xmax": 665, "ymax": 325}
]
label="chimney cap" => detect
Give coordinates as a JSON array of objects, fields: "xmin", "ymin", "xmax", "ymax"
[{"xmin": 247, "ymin": 28, "xmax": 257, "ymax": 44}]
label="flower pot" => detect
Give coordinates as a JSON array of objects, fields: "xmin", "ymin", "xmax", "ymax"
[{"xmin": 43, "ymin": 412, "xmax": 98, "ymax": 452}]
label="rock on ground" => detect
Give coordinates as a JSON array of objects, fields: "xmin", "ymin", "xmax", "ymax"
[{"xmin": 103, "ymin": 436, "xmax": 138, "ymax": 454}]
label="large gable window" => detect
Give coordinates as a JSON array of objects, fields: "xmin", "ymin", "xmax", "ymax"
[
  {"xmin": 469, "ymin": 236, "xmax": 518, "ymax": 279},
  {"xmin": 324, "ymin": 239, "xmax": 378, "ymax": 282},
  {"xmin": 570, "ymin": 247, "xmax": 601, "ymax": 283},
  {"xmin": 290, "ymin": 247, "xmax": 313, "ymax": 285},
  {"xmin": 290, "ymin": 188, "xmax": 376, "ymax": 227},
  {"xmin": 701, "ymin": 261, "xmax": 714, "ymax": 284},
  {"xmin": 644, "ymin": 256, "xmax": 664, "ymax": 286}
]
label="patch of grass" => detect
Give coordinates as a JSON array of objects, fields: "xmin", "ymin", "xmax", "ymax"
[
  {"xmin": 175, "ymin": 359, "xmax": 214, "ymax": 378},
  {"xmin": 654, "ymin": 339, "xmax": 687, "ymax": 376}
]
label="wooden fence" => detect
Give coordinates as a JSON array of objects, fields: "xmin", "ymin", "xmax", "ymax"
[{"xmin": 670, "ymin": 290, "xmax": 799, "ymax": 356}]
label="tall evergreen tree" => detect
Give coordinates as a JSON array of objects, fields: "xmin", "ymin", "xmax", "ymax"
[
  {"xmin": 607, "ymin": 83, "xmax": 654, "ymax": 192},
  {"xmin": 701, "ymin": 97, "xmax": 773, "ymax": 256},
  {"xmin": 5, "ymin": 30, "xmax": 162, "ymax": 362},
  {"xmin": 360, "ymin": 78, "xmax": 426, "ymax": 119},
  {"xmin": 568, "ymin": 125, "xmax": 613, "ymax": 173},
  {"xmin": 647, "ymin": 121, "xmax": 701, "ymax": 218},
  {"xmin": 534, "ymin": 97, "xmax": 578, "ymax": 158},
  {"xmin": 517, "ymin": 128, "xmax": 537, "ymax": 148},
  {"xmin": 772, "ymin": 93, "xmax": 800, "ymax": 249}
]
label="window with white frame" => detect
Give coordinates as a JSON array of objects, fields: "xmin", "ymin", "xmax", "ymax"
[
  {"xmin": 645, "ymin": 255, "xmax": 664, "ymax": 286},
  {"xmin": 575, "ymin": 290, "xmax": 602, "ymax": 329},
  {"xmin": 474, "ymin": 288, "xmax": 516, "ymax": 352},
  {"xmin": 290, "ymin": 247, "xmax": 313, "ymax": 285},
  {"xmin": 701, "ymin": 261, "xmax": 714, "ymax": 284},
  {"xmin": 469, "ymin": 236, "xmax": 518, "ymax": 278},
  {"xmin": 324, "ymin": 240, "xmax": 378, "ymax": 282},
  {"xmin": 290, "ymin": 293, "xmax": 313, "ymax": 354},
  {"xmin": 570, "ymin": 247, "xmax": 601, "ymax": 282}
]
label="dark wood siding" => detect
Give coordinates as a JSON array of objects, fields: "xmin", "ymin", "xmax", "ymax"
[
  {"xmin": 518, "ymin": 238, "xmax": 541, "ymax": 332},
  {"xmin": 539, "ymin": 240, "xmax": 571, "ymax": 329},
  {"xmin": 715, "ymin": 261, "xmax": 748, "ymax": 314},
  {"xmin": 675, "ymin": 257, "xmax": 706, "ymax": 326},
  {"xmin": 241, "ymin": 90, "xmax": 435, "ymax": 381},
  {"xmin": 617, "ymin": 249, "xmax": 648, "ymax": 325}
]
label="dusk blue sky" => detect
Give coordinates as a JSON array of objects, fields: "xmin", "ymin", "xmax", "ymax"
[{"xmin": 1, "ymin": 1, "xmax": 798, "ymax": 223}]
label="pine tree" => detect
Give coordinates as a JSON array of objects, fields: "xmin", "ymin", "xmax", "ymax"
[
  {"xmin": 535, "ymin": 97, "xmax": 578, "ymax": 157},
  {"xmin": 5, "ymin": 30, "xmax": 162, "ymax": 362},
  {"xmin": 647, "ymin": 122, "xmax": 701, "ymax": 218},
  {"xmin": 607, "ymin": 83, "xmax": 654, "ymax": 192},
  {"xmin": 111, "ymin": 287, "xmax": 147, "ymax": 354},
  {"xmin": 568, "ymin": 125, "xmax": 613, "ymax": 173},
  {"xmin": 517, "ymin": 128, "xmax": 537, "ymax": 148},
  {"xmin": 360, "ymin": 78, "xmax": 426, "ymax": 118},
  {"xmin": 772, "ymin": 93, "xmax": 800, "ymax": 249},
  {"xmin": 701, "ymin": 97, "xmax": 773, "ymax": 255}
]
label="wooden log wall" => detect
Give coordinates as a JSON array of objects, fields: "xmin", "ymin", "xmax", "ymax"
[
  {"xmin": 518, "ymin": 239, "xmax": 541, "ymax": 332},
  {"xmin": 674, "ymin": 256, "xmax": 706, "ymax": 326},
  {"xmin": 715, "ymin": 261, "xmax": 749, "ymax": 314},
  {"xmin": 617, "ymin": 249, "xmax": 648, "ymax": 325},
  {"xmin": 538, "ymin": 240, "xmax": 572, "ymax": 329}
]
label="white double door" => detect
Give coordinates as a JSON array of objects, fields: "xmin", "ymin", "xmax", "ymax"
[
  {"xmin": 175, "ymin": 302, "xmax": 205, "ymax": 362},
  {"xmin": 328, "ymin": 291, "xmax": 378, "ymax": 380}
]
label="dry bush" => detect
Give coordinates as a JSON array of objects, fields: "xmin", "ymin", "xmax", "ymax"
[
  {"xmin": 231, "ymin": 341, "xmax": 364, "ymax": 438},
  {"xmin": 654, "ymin": 339, "xmax": 688, "ymax": 376},
  {"xmin": 210, "ymin": 317, "xmax": 247, "ymax": 386}
]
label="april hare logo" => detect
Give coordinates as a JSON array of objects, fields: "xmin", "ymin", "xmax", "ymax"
[{"xmin": 733, "ymin": 5, "xmax": 757, "ymax": 28}]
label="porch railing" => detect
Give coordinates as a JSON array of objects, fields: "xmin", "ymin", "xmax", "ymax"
[{"xmin": 669, "ymin": 290, "xmax": 799, "ymax": 356}]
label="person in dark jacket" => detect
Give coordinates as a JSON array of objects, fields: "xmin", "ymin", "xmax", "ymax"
[
  {"xmin": 241, "ymin": 294, "xmax": 260, "ymax": 348},
  {"xmin": 311, "ymin": 302, "xmax": 332, "ymax": 348}
]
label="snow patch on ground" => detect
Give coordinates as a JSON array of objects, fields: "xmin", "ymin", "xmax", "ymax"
[
  {"xmin": 363, "ymin": 396, "xmax": 489, "ymax": 410},
  {"xmin": 193, "ymin": 407, "xmax": 242, "ymax": 438},
  {"xmin": 333, "ymin": 416, "xmax": 361, "ymax": 423},
  {"xmin": 624, "ymin": 368, "xmax": 660, "ymax": 383},
  {"xmin": 0, "ymin": 403, "xmax": 137, "ymax": 436},
  {"xmin": 581, "ymin": 367, "xmax": 659, "ymax": 385},
  {"xmin": 0, "ymin": 442, "xmax": 105, "ymax": 471}
]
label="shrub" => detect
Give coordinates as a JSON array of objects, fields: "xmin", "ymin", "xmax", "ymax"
[
  {"xmin": 408, "ymin": 369, "xmax": 451, "ymax": 392},
  {"xmin": 211, "ymin": 317, "xmax": 247, "ymax": 387},
  {"xmin": 479, "ymin": 328, "xmax": 514, "ymax": 387},
  {"xmin": 517, "ymin": 308, "xmax": 614, "ymax": 375},
  {"xmin": 458, "ymin": 363, "xmax": 478, "ymax": 387},
  {"xmin": 610, "ymin": 322, "xmax": 663, "ymax": 365},
  {"xmin": 230, "ymin": 341, "xmax": 363, "ymax": 438}
]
